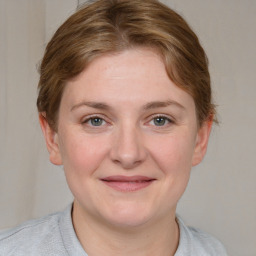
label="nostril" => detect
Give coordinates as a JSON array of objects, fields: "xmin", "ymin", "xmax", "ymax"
[
  {"xmin": 109, "ymin": 129, "xmax": 147, "ymax": 168},
  {"xmin": 113, "ymin": 158, "xmax": 138, "ymax": 169}
]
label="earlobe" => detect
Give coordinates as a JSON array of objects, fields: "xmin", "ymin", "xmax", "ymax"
[
  {"xmin": 192, "ymin": 119, "xmax": 213, "ymax": 166},
  {"xmin": 39, "ymin": 113, "xmax": 63, "ymax": 165}
]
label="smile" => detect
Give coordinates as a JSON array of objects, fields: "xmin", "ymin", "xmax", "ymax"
[{"xmin": 101, "ymin": 175, "xmax": 156, "ymax": 192}]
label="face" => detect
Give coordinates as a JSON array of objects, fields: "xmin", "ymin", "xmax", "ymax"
[{"xmin": 40, "ymin": 48, "xmax": 211, "ymax": 229}]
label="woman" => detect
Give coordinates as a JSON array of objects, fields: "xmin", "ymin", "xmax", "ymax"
[{"xmin": 0, "ymin": 0, "xmax": 227, "ymax": 255}]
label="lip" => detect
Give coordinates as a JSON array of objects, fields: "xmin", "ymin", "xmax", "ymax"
[{"xmin": 100, "ymin": 175, "xmax": 156, "ymax": 192}]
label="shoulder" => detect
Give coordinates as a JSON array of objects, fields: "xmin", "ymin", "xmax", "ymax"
[
  {"xmin": 175, "ymin": 217, "xmax": 228, "ymax": 256},
  {"xmin": 0, "ymin": 208, "xmax": 68, "ymax": 256}
]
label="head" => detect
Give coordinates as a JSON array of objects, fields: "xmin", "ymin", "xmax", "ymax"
[
  {"xmin": 37, "ymin": 0, "xmax": 215, "ymax": 131},
  {"xmin": 37, "ymin": 0, "xmax": 214, "ymax": 230}
]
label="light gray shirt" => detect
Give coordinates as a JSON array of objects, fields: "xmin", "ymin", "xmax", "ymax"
[{"xmin": 0, "ymin": 204, "xmax": 227, "ymax": 255}]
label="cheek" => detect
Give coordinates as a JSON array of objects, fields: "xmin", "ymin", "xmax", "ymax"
[
  {"xmin": 148, "ymin": 133, "xmax": 196, "ymax": 175},
  {"xmin": 59, "ymin": 133, "xmax": 110, "ymax": 202},
  {"xmin": 145, "ymin": 134, "xmax": 195, "ymax": 213},
  {"xmin": 59, "ymin": 132, "xmax": 109, "ymax": 178}
]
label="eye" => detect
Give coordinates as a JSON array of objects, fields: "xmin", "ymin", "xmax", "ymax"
[
  {"xmin": 83, "ymin": 117, "xmax": 106, "ymax": 127},
  {"xmin": 149, "ymin": 116, "xmax": 173, "ymax": 127}
]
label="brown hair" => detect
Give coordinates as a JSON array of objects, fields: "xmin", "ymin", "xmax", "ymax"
[{"xmin": 37, "ymin": 0, "xmax": 215, "ymax": 131}]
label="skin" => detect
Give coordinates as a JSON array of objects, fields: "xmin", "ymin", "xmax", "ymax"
[{"xmin": 40, "ymin": 48, "xmax": 212, "ymax": 256}]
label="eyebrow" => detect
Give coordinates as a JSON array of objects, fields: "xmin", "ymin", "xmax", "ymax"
[
  {"xmin": 71, "ymin": 100, "xmax": 185, "ymax": 112},
  {"xmin": 142, "ymin": 100, "xmax": 185, "ymax": 110},
  {"xmin": 71, "ymin": 101, "xmax": 111, "ymax": 111}
]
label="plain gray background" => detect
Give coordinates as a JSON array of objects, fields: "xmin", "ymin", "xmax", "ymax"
[{"xmin": 0, "ymin": 0, "xmax": 255, "ymax": 255}]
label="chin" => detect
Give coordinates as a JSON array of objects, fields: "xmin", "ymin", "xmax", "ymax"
[
  {"xmin": 99, "ymin": 203, "xmax": 156, "ymax": 229},
  {"xmin": 106, "ymin": 215, "xmax": 151, "ymax": 230}
]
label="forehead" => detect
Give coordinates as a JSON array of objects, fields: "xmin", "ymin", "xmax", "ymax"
[
  {"xmin": 70, "ymin": 48, "xmax": 165, "ymax": 84},
  {"xmin": 62, "ymin": 48, "xmax": 195, "ymax": 112}
]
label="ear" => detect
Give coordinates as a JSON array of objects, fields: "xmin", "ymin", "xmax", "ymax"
[
  {"xmin": 192, "ymin": 119, "xmax": 213, "ymax": 166},
  {"xmin": 39, "ymin": 113, "xmax": 63, "ymax": 165}
]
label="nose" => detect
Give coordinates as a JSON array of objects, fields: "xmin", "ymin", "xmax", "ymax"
[{"xmin": 109, "ymin": 124, "xmax": 147, "ymax": 169}]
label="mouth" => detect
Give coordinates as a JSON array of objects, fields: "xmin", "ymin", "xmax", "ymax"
[{"xmin": 100, "ymin": 175, "xmax": 156, "ymax": 192}]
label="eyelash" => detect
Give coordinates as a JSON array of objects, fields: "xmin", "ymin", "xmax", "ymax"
[
  {"xmin": 148, "ymin": 115, "xmax": 174, "ymax": 127},
  {"xmin": 82, "ymin": 114, "xmax": 174, "ymax": 128},
  {"xmin": 82, "ymin": 115, "xmax": 108, "ymax": 127}
]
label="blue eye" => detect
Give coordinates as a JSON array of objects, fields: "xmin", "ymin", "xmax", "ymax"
[
  {"xmin": 87, "ymin": 117, "xmax": 105, "ymax": 126},
  {"xmin": 151, "ymin": 116, "xmax": 172, "ymax": 126}
]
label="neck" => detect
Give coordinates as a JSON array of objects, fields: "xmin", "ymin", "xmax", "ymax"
[{"xmin": 72, "ymin": 201, "xmax": 179, "ymax": 256}]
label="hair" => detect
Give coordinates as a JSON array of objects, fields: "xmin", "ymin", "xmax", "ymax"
[{"xmin": 37, "ymin": 0, "xmax": 215, "ymax": 131}]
